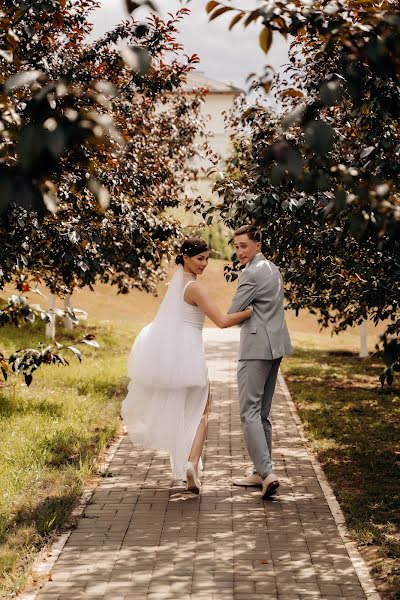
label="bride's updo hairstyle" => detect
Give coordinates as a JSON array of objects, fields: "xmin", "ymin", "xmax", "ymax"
[{"xmin": 175, "ymin": 237, "xmax": 209, "ymax": 266}]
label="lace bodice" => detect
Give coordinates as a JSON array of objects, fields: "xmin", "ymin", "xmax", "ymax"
[{"xmin": 183, "ymin": 280, "xmax": 205, "ymax": 330}]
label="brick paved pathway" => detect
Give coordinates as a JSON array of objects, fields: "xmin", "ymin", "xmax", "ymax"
[{"xmin": 36, "ymin": 329, "xmax": 372, "ymax": 600}]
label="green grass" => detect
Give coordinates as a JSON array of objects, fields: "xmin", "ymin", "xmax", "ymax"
[
  {"xmin": 282, "ymin": 344, "xmax": 400, "ymax": 600},
  {"xmin": 1, "ymin": 301, "xmax": 397, "ymax": 598},
  {"xmin": 0, "ymin": 319, "xmax": 136, "ymax": 599}
]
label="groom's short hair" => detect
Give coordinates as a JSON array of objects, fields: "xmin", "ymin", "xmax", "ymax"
[{"xmin": 234, "ymin": 225, "xmax": 262, "ymax": 243}]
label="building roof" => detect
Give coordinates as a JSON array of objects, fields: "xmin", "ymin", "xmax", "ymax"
[{"xmin": 183, "ymin": 72, "xmax": 244, "ymax": 95}]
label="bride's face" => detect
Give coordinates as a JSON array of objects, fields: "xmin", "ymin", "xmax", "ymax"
[{"xmin": 184, "ymin": 251, "xmax": 209, "ymax": 276}]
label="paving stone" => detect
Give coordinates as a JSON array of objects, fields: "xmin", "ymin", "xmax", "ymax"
[{"xmin": 33, "ymin": 328, "xmax": 372, "ymax": 600}]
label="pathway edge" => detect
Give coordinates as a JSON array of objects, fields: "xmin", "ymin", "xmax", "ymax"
[
  {"xmin": 18, "ymin": 430, "xmax": 126, "ymax": 600},
  {"xmin": 278, "ymin": 370, "xmax": 381, "ymax": 600}
]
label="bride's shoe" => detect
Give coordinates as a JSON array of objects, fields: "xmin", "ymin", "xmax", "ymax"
[{"xmin": 186, "ymin": 461, "xmax": 200, "ymax": 494}]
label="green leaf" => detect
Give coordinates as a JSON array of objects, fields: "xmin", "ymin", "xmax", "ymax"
[
  {"xmin": 304, "ymin": 120, "xmax": 336, "ymax": 155},
  {"xmin": 206, "ymin": 1, "xmax": 219, "ymax": 14},
  {"xmin": 4, "ymin": 70, "xmax": 42, "ymax": 93},
  {"xmin": 270, "ymin": 165, "xmax": 285, "ymax": 186},
  {"xmin": 360, "ymin": 146, "xmax": 374, "ymax": 159},
  {"xmin": 81, "ymin": 339, "xmax": 100, "ymax": 348},
  {"xmin": 229, "ymin": 12, "xmax": 244, "ymax": 30},
  {"xmin": 282, "ymin": 106, "xmax": 305, "ymax": 129},
  {"xmin": 44, "ymin": 128, "xmax": 65, "ymax": 161},
  {"xmin": 319, "ymin": 80, "xmax": 342, "ymax": 106},
  {"xmin": 209, "ymin": 6, "xmax": 234, "ymax": 21},
  {"xmin": 87, "ymin": 179, "xmax": 110, "ymax": 210},
  {"xmin": 243, "ymin": 9, "xmax": 261, "ymax": 27},
  {"xmin": 67, "ymin": 346, "xmax": 82, "ymax": 358},
  {"xmin": 259, "ymin": 26, "xmax": 273, "ymax": 53},
  {"xmin": 334, "ymin": 188, "xmax": 347, "ymax": 210},
  {"xmin": 0, "ymin": 49, "xmax": 13, "ymax": 63},
  {"xmin": 281, "ymin": 88, "xmax": 304, "ymax": 98},
  {"xmin": 125, "ymin": 0, "xmax": 141, "ymax": 13}
]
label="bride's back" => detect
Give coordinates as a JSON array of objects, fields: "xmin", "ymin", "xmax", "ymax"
[{"xmin": 183, "ymin": 280, "xmax": 205, "ymax": 330}]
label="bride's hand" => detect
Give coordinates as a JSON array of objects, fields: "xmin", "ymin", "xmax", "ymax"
[{"xmin": 245, "ymin": 305, "xmax": 253, "ymax": 318}]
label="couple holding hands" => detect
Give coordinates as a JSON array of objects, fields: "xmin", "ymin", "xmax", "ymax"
[{"xmin": 121, "ymin": 224, "xmax": 292, "ymax": 499}]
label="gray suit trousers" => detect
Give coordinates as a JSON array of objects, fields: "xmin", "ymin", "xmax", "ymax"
[{"xmin": 237, "ymin": 357, "xmax": 282, "ymax": 479}]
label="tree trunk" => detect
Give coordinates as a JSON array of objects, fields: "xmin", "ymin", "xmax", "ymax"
[
  {"xmin": 45, "ymin": 294, "xmax": 56, "ymax": 339},
  {"xmin": 359, "ymin": 318, "xmax": 368, "ymax": 357},
  {"xmin": 63, "ymin": 294, "xmax": 73, "ymax": 330}
]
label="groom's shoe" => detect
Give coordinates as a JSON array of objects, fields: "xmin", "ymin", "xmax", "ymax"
[
  {"xmin": 233, "ymin": 473, "xmax": 262, "ymax": 487},
  {"xmin": 261, "ymin": 473, "xmax": 279, "ymax": 499}
]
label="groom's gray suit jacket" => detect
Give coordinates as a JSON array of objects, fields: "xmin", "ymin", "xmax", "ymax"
[{"xmin": 228, "ymin": 253, "xmax": 292, "ymax": 360}]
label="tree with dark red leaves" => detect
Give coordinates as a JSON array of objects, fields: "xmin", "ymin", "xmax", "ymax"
[
  {"xmin": 207, "ymin": 0, "xmax": 400, "ymax": 384},
  {"xmin": 0, "ymin": 0, "xmax": 205, "ymax": 383},
  {"xmin": 0, "ymin": 1, "xmax": 204, "ymax": 295}
]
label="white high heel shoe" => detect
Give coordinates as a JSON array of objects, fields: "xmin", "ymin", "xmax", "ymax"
[{"xmin": 186, "ymin": 461, "xmax": 200, "ymax": 494}]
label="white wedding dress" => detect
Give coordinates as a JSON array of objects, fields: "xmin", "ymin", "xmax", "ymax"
[{"xmin": 121, "ymin": 266, "xmax": 209, "ymax": 480}]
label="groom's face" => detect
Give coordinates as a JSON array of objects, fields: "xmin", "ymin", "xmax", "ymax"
[{"xmin": 233, "ymin": 234, "xmax": 261, "ymax": 266}]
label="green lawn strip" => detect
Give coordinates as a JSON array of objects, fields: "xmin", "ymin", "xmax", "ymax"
[
  {"xmin": 0, "ymin": 320, "xmax": 135, "ymax": 599},
  {"xmin": 282, "ymin": 345, "xmax": 400, "ymax": 600}
]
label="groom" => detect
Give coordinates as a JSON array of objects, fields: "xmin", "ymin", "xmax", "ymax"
[{"xmin": 228, "ymin": 225, "xmax": 292, "ymax": 499}]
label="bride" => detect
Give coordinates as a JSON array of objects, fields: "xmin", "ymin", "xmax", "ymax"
[{"xmin": 121, "ymin": 237, "xmax": 252, "ymax": 493}]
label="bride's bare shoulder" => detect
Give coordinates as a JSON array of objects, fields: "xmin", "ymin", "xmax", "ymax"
[{"xmin": 184, "ymin": 279, "xmax": 207, "ymax": 297}]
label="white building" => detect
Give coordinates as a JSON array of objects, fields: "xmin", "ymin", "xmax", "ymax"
[{"xmin": 182, "ymin": 72, "xmax": 243, "ymax": 201}]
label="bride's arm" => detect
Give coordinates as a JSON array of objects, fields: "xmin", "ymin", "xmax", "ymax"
[{"xmin": 185, "ymin": 283, "xmax": 252, "ymax": 329}]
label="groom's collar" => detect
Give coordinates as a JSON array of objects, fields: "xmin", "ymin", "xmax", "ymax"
[
  {"xmin": 244, "ymin": 252, "xmax": 264, "ymax": 269},
  {"xmin": 251, "ymin": 252, "xmax": 264, "ymax": 264}
]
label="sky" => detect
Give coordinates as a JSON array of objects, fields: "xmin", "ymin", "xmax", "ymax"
[{"xmin": 89, "ymin": 0, "xmax": 290, "ymax": 91}]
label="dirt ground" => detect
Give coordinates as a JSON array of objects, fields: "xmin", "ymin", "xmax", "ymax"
[{"xmin": 1, "ymin": 258, "xmax": 385, "ymax": 351}]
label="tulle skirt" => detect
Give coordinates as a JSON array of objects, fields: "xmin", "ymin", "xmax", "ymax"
[{"xmin": 121, "ymin": 323, "xmax": 209, "ymax": 481}]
